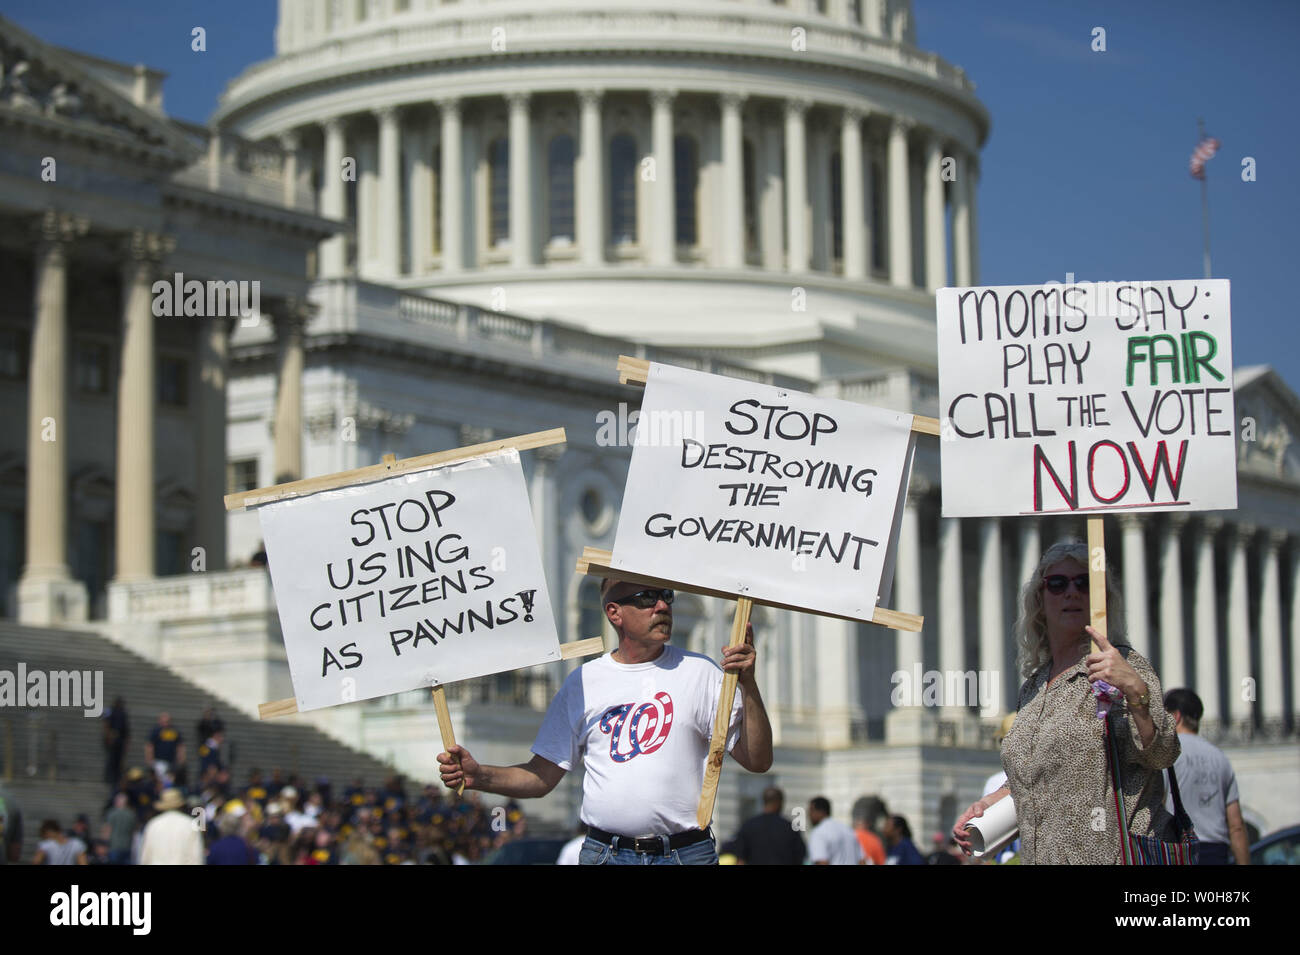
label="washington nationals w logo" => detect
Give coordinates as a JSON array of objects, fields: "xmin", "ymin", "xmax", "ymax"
[{"xmin": 598, "ymin": 692, "xmax": 675, "ymax": 762}]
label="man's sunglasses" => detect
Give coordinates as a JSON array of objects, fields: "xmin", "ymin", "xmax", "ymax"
[
  {"xmin": 1043, "ymin": 574, "xmax": 1089, "ymax": 595},
  {"xmin": 610, "ymin": 588, "xmax": 675, "ymax": 609}
]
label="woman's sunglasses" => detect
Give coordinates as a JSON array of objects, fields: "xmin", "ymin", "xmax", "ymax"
[
  {"xmin": 1043, "ymin": 574, "xmax": 1088, "ymax": 595},
  {"xmin": 611, "ymin": 588, "xmax": 675, "ymax": 609}
]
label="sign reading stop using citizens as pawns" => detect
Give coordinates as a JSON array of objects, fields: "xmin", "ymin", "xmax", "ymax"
[
  {"xmin": 936, "ymin": 279, "xmax": 1237, "ymax": 517},
  {"xmin": 611, "ymin": 363, "xmax": 916, "ymax": 622},
  {"xmin": 257, "ymin": 450, "xmax": 560, "ymax": 712}
]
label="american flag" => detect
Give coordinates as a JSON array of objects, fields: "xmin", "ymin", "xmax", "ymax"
[{"xmin": 1189, "ymin": 136, "xmax": 1220, "ymax": 180}]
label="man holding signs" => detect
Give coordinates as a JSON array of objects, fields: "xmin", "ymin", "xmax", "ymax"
[{"xmin": 438, "ymin": 578, "xmax": 773, "ymax": 865}]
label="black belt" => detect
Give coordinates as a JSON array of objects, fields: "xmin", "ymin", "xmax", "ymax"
[{"xmin": 587, "ymin": 826, "xmax": 713, "ymax": 855}]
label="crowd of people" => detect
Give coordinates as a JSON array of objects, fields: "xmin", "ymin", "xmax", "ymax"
[
  {"xmin": 25, "ymin": 701, "xmax": 536, "ymax": 865},
  {"xmin": 21, "ymin": 536, "xmax": 1252, "ymax": 867},
  {"xmin": 718, "ymin": 789, "xmax": 965, "ymax": 865}
]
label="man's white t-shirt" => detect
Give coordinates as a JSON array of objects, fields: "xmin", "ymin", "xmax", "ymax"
[
  {"xmin": 531, "ymin": 644, "xmax": 744, "ymax": 836},
  {"xmin": 808, "ymin": 818, "xmax": 864, "ymax": 865}
]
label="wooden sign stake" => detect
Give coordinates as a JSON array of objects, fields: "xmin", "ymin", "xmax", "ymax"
[
  {"xmin": 697, "ymin": 596, "xmax": 753, "ymax": 829},
  {"xmin": 1087, "ymin": 516, "xmax": 1105, "ymax": 654},
  {"xmin": 431, "ymin": 684, "xmax": 464, "ymax": 796}
]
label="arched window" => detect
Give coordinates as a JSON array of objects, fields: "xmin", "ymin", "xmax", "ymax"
[
  {"xmin": 488, "ymin": 137, "xmax": 509, "ymax": 247},
  {"xmin": 830, "ymin": 150, "xmax": 844, "ymax": 262},
  {"xmin": 743, "ymin": 139, "xmax": 758, "ymax": 257},
  {"xmin": 609, "ymin": 133, "xmax": 638, "ymax": 245},
  {"xmin": 674, "ymin": 134, "xmax": 698, "ymax": 246},
  {"xmin": 547, "ymin": 134, "xmax": 576, "ymax": 243}
]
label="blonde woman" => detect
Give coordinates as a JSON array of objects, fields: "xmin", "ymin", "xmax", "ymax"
[{"xmin": 953, "ymin": 539, "xmax": 1180, "ymax": 864}]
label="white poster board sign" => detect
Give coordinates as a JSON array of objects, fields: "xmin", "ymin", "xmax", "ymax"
[
  {"xmin": 611, "ymin": 363, "xmax": 915, "ymax": 622},
  {"xmin": 257, "ymin": 450, "xmax": 560, "ymax": 712},
  {"xmin": 937, "ymin": 279, "xmax": 1237, "ymax": 517}
]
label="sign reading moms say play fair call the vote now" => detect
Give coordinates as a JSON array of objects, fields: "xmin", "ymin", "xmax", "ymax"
[
  {"xmin": 257, "ymin": 450, "xmax": 560, "ymax": 712},
  {"xmin": 936, "ymin": 279, "xmax": 1237, "ymax": 518},
  {"xmin": 611, "ymin": 362, "xmax": 916, "ymax": 622}
]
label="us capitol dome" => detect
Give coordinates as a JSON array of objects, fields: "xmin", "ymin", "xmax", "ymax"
[{"xmin": 214, "ymin": 0, "xmax": 989, "ymax": 372}]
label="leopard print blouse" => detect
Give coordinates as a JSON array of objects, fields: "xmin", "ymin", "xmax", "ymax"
[{"xmin": 1001, "ymin": 647, "xmax": 1180, "ymax": 864}]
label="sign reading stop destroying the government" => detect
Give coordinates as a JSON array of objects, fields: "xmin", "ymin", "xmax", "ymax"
[
  {"xmin": 611, "ymin": 363, "xmax": 915, "ymax": 622},
  {"xmin": 936, "ymin": 279, "xmax": 1237, "ymax": 518},
  {"xmin": 257, "ymin": 450, "xmax": 560, "ymax": 712}
]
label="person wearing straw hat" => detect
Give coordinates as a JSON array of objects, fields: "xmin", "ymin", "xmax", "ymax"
[
  {"xmin": 952, "ymin": 539, "xmax": 1180, "ymax": 864},
  {"xmin": 139, "ymin": 788, "xmax": 204, "ymax": 865}
]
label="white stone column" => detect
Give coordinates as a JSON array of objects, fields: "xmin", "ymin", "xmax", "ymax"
[
  {"xmin": 1158, "ymin": 514, "xmax": 1188, "ymax": 690},
  {"xmin": 280, "ymin": 130, "xmax": 300, "ymax": 210},
  {"xmin": 784, "ymin": 99, "xmax": 809, "ymax": 273},
  {"xmin": 1015, "ymin": 517, "xmax": 1041, "ymax": 707},
  {"xmin": 887, "ymin": 115, "xmax": 913, "ymax": 288},
  {"xmin": 1017, "ymin": 518, "xmax": 1041, "ymax": 598},
  {"xmin": 809, "ymin": 125, "xmax": 830, "ymax": 271},
  {"xmin": 923, "ymin": 134, "xmax": 946, "ymax": 291},
  {"xmin": 319, "ymin": 117, "xmax": 347, "ymax": 277},
  {"xmin": 720, "ymin": 92, "xmax": 746, "ymax": 269},
  {"xmin": 759, "ymin": 117, "xmax": 784, "ymax": 271},
  {"xmin": 508, "ymin": 92, "xmax": 533, "ymax": 269},
  {"xmin": 1259, "ymin": 530, "xmax": 1284, "ymax": 728},
  {"xmin": 405, "ymin": 116, "xmax": 432, "ymax": 275},
  {"xmin": 650, "ymin": 89, "xmax": 677, "ymax": 267},
  {"xmin": 1120, "ymin": 514, "xmax": 1149, "ymax": 642},
  {"xmin": 529, "ymin": 444, "xmax": 565, "ymax": 695},
  {"xmin": 1194, "ymin": 518, "xmax": 1222, "ymax": 728},
  {"xmin": 376, "ymin": 106, "xmax": 401, "ymax": 279},
  {"xmin": 195, "ymin": 316, "xmax": 230, "ymax": 572},
  {"xmin": 938, "ymin": 516, "xmax": 964, "ymax": 685},
  {"xmin": 840, "ymin": 107, "xmax": 866, "ymax": 281},
  {"xmin": 952, "ymin": 149, "xmax": 973, "ymax": 286},
  {"xmin": 885, "ymin": 484, "xmax": 934, "ymax": 745},
  {"xmin": 438, "ymin": 98, "xmax": 463, "ymax": 272},
  {"xmin": 578, "ymin": 89, "xmax": 604, "ymax": 267},
  {"xmin": 978, "ymin": 517, "xmax": 1005, "ymax": 719},
  {"xmin": 273, "ymin": 304, "xmax": 306, "ymax": 484},
  {"xmin": 114, "ymin": 231, "xmax": 171, "ymax": 582},
  {"xmin": 17, "ymin": 212, "xmax": 90, "ymax": 624},
  {"xmin": 1226, "ymin": 523, "xmax": 1253, "ymax": 728},
  {"xmin": 356, "ymin": 133, "xmax": 378, "ymax": 275}
]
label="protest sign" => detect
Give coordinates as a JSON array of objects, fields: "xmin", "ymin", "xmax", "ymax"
[
  {"xmin": 255, "ymin": 450, "xmax": 560, "ymax": 712},
  {"xmin": 609, "ymin": 361, "xmax": 916, "ymax": 624},
  {"xmin": 936, "ymin": 279, "xmax": 1236, "ymax": 517}
]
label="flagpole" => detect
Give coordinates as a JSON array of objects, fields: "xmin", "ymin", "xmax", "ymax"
[{"xmin": 1198, "ymin": 117, "xmax": 1212, "ymax": 279}]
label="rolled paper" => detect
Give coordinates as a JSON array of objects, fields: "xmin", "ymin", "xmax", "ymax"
[{"xmin": 965, "ymin": 794, "xmax": 1018, "ymax": 858}]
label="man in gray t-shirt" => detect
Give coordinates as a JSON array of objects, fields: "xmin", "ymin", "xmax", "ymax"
[{"xmin": 1164, "ymin": 689, "xmax": 1250, "ymax": 865}]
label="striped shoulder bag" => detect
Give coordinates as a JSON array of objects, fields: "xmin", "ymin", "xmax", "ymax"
[{"xmin": 1103, "ymin": 717, "xmax": 1199, "ymax": 865}]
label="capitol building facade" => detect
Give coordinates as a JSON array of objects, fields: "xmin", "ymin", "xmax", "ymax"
[{"xmin": 2, "ymin": 1, "xmax": 1297, "ymax": 839}]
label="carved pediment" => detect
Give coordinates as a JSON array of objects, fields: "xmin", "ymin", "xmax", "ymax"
[
  {"xmin": 1235, "ymin": 366, "xmax": 1300, "ymax": 483},
  {"xmin": 0, "ymin": 15, "xmax": 194, "ymax": 159}
]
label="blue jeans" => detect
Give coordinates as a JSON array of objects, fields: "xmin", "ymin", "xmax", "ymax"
[{"xmin": 578, "ymin": 833, "xmax": 719, "ymax": 866}]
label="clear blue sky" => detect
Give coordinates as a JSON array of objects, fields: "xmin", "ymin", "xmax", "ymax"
[{"xmin": 7, "ymin": 0, "xmax": 1298, "ymax": 392}]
